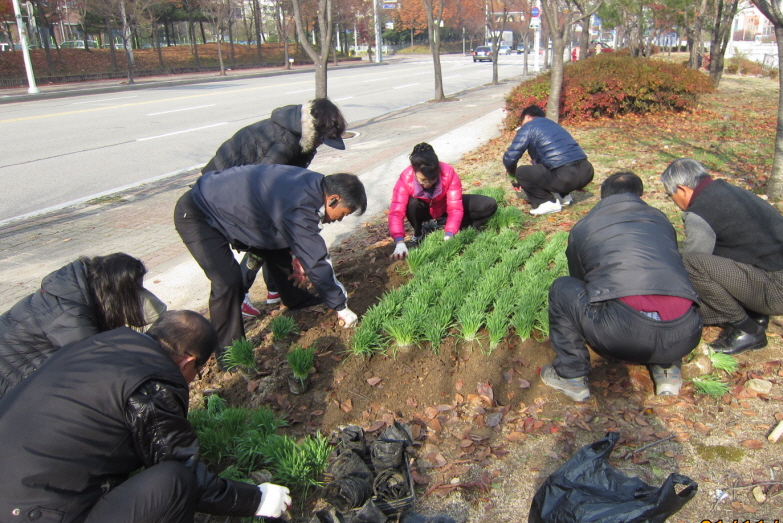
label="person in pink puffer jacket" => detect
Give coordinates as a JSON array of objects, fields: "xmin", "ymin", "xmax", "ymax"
[{"xmin": 389, "ymin": 143, "xmax": 498, "ymax": 259}]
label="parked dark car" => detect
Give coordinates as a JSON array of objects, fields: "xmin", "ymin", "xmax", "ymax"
[
  {"xmin": 516, "ymin": 44, "xmax": 525, "ymax": 54},
  {"xmin": 473, "ymin": 46, "xmax": 492, "ymax": 62}
]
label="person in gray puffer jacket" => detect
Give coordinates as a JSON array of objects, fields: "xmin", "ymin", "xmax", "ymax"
[
  {"xmin": 0, "ymin": 253, "xmax": 166, "ymax": 400},
  {"xmin": 201, "ymin": 99, "xmax": 347, "ymax": 314},
  {"xmin": 503, "ymin": 105, "xmax": 594, "ymax": 216}
]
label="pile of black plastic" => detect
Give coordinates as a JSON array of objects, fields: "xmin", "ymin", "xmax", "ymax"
[{"xmin": 311, "ymin": 422, "xmax": 453, "ymax": 523}]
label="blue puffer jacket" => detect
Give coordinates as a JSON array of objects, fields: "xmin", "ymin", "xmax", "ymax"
[{"xmin": 503, "ymin": 117, "xmax": 587, "ymax": 172}]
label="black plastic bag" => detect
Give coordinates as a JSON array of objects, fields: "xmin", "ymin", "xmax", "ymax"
[{"xmin": 529, "ymin": 432, "xmax": 697, "ymax": 523}]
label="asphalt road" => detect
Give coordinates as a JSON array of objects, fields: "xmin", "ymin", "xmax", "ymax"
[{"xmin": 0, "ymin": 54, "xmax": 533, "ymax": 222}]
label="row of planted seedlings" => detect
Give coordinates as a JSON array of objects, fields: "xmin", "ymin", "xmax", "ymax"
[{"xmin": 351, "ymin": 188, "xmax": 569, "ymax": 357}]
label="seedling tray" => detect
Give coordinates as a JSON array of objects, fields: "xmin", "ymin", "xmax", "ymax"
[{"xmin": 324, "ymin": 451, "xmax": 415, "ymax": 517}]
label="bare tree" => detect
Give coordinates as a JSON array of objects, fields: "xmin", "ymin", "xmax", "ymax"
[
  {"xmin": 485, "ymin": 0, "xmax": 507, "ymax": 85},
  {"xmin": 421, "ymin": 0, "xmax": 445, "ymax": 100},
  {"xmin": 540, "ymin": 0, "xmax": 602, "ymax": 121},
  {"xmin": 201, "ymin": 0, "xmax": 230, "ymax": 75},
  {"xmin": 274, "ymin": 0, "xmax": 294, "ymax": 68},
  {"xmin": 291, "ymin": 0, "xmax": 333, "ymax": 97},
  {"xmin": 751, "ymin": 0, "xmax": 783, "ymax": 199},
  {"xmin": 708, "ymin": 0, "xmax": 739, "ymax": 86}
]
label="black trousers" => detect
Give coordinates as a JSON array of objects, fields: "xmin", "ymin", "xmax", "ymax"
[
  {"xmin": 514, "ymin": 158, "xmax": 594, "ymax": 207},
  {"xmin": 84, "ymin": 461, "xmax": 199, "ymax": 523},
  {"xmin": 175, "ymin": 192, "xmax": 318, "ymax": 354},
  {"xmin": 174, "ymin": 191, "xmax": 246, "ymax": 355},
  {"xmin": 683, "ymin": 251, "xmax": 783, "ymax": 325},
  {"xmin": 406, "ymin": 194, "xmax": 498, "ymax": 237},
  {"xmin": 548, "ymin": 276, "xmax": 703, "ymax": 379}
]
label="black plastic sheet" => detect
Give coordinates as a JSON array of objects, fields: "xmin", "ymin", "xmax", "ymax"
[{"xmin": 529, "ymin": 432, "xmax": 698, "ymax": 523}]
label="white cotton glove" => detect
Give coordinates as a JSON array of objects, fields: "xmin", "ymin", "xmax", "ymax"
[
  {"xmin": 255, "ymin": 483, "xmax": 291, "ymax": 518},
  {"xmin": 337, "ymin": 307, "xmax": 359, "ymax": 328},
  {"xmin": 390, "ymin": 242, "xmax": 409, "ymax": 260},
  {"xmin": 444, "ymin": 235, "xmax": 452, "ymax": 241}
]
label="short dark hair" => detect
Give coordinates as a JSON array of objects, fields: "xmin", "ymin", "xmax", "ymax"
[
  {"xmin": 310, "ymin": 98, "xmax": 346, "ymax": 141},
  {"xmin": 521, "ymin": 105, "xmax": 546, "ymax": 119},
  {"xmin": 81, "ymin": 253, "xmax": 147, "ymax": 330},
  {"xmin": 323, "ymin": 173, "xmax": 367, "ymax": 215},
  {"xmin": 601, "ymin": 171, "xmax": 644, "ymax": 198},
  {"xmin": 147, "ymin": 310, "xmax": 218, "ymax": 368},
  {"xmin": 409, "ymin": 142, "xmax": 440, "ymax": 181}
]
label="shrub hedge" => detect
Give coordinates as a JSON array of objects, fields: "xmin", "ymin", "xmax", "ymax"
[{"xmin": 504, "ymin": 53, "xmax": 714, "ymax": 128}]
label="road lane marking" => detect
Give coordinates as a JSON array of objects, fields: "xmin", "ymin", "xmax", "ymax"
[
  {"xmin": 147, "ymin": 104, "xmax": 216, "ymax": 116},
  {"xmin": 136, "ymin": 122, "xmax": 228, "ymax": 141},
  {"xmin": 333, "ymin": 96, "xmax": 354, "ymax": 101},
  {"xmin": 443, "ymin": 75, "xmax": 462, "ymax": 79},
  {"xmin": 71, "ymin": 95, "xmax": 138, "ymax": 105},
  {"xmin": 394, "ymin": 83, "xmax": 420, "ymax": 89},
  {"xmin": 288, "ymin": 88, "xmax": 315, "ymax": 93}
]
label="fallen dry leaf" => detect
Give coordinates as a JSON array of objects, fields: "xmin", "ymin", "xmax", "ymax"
[
  {"xmin": 367, "ymin": 377, "xmax": 382, "ymax": 386},
  {"xmin": 741, "ymin": 439, "xmax": 764, "ymax": 449},
  {"xmin": 367, "ymin": 420, "xmax": 386, "ymax": 432},
  {"xmin": 340, "ymin": 398, "xmax": 353, "ymax": 413},
  {"xmin": 477, "ymin": 382, "xmax": 494, "ymax": 400},
  {"xmin": 506, "ymin": 431, "xmax": 527, "ymax": 442}
]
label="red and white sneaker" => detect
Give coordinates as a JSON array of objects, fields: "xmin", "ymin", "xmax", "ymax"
[
  {"xmin": 241, "ymin": 295, "xmax": 261, "ymax": 317},
  {"xmin": 266, "ymin": 292, "xmax": 281, "ymax": 305}
]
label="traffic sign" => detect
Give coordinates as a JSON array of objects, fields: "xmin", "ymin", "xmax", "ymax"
[
  {"xmin": 530, "ymin": 17, "xmax": 540, "ymax": 28},
  {"xmin": 531, "ymin": 7, "xmax": 540, "ymax": 17}
]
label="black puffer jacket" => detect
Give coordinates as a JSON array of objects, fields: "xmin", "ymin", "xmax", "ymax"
[
  {"xmin": 0, "ymin": 327, "xmax": 261, "ymax": 522},
  {"xmin": 567, "ymin": 193, "xmax": 700, "ymax": 304},
  {"xmin": 0, "ymin": 260, "xmax": 100, "ymax": 400},
  {"xmin": 202, "ymin": 102, "xmax": 318, "ymax": 174}
]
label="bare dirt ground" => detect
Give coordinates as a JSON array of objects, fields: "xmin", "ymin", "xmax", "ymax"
[{"xmin": 194, "ymin": 72, "xmax": 783, "ymax": 522}]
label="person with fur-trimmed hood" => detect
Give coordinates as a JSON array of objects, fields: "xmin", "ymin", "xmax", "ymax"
[{"xmin": 201, "ymin": 99, "xmax": 347, "ymax": 317}]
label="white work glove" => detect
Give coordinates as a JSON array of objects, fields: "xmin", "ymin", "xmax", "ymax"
[
  {"xmin": 390, "ymin": 242, "xmax": 408, "ymax": 260},
  {"xmin": 255, "ymin": 483, "xmax": 291, "ymax": 518},
  {"xmin": 337, "ymin": 307, "xmax": 359, "ymax": 328},
  {"xmin": 444, "ymin": 234, "xmax": 452, "ymax": 241}
]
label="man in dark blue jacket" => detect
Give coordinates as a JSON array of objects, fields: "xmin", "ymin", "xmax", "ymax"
[
  {"xmin": 542, "ymin": 173, "xmax": 702, "ymax": 401},
  {"xmin": 0, "ymin": 310, "xmax": 291, "ymax": 523},
  {"xmin": 174, "ymin": 165, "xmax": 366, "ymax": 359},
  {"xmin": 503, "ymin": 105, "xmax": 594, "ymax": 215},
  {"xmin": 661, "ymin": 158, "xmax": 783, "ymax": 354}
]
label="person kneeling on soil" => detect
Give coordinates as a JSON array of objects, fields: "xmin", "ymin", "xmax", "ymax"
[
  {"xmin": 661, "ymin": 158, "xmax": 783, "ymax": 355},
  {"xmin": 0, "ymin": 310, "xmax": 291, "ymax": 523},
  {"xmin": 0, "ymin": 252, "xmax": 166, "ymax": 400},
  {"xmin": 175, "ymin": 165, "xmax": 366, "ymax": 362},
  {"xmin": 541, "ymin": 172, "xmax": 703, "ymax": 401},
  {"xmin": 502, "ymin": 105, "xmax": 594, "ymax": 215},
  {"xmin": 388, "ymin": 142, "xmax": 498, "ymax": 259}
]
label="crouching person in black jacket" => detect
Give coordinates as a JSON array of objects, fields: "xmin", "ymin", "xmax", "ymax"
[
  {"xmin": 541, "ymin": 173, "xmax": 703, "ymax": 401},
  {"xmin": 174, "ymin": 165, "xmax": 367, "ymax": 361},
  {"xmin": 0, "ymin": 310, "xmax": 291, "ymax": 523}
]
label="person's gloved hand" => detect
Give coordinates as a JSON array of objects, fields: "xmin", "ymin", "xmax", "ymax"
[
  {"xmin": 444, "ymin": 234, "xmax": 453, "ymax": 241},
  {"xmin": 337, "ymin": 307, "xmax": 359, "ymax": 328},
  {"xmin": 390, "ymin": 242, "xmax": 408, "ymax": 260},
  {"xmin": 288, "ymin": 255, "xmax": 309, "ymax": 289},
  {"xmin": 255, "ymin": 483, "xmax": 291, "ymax": 518}
]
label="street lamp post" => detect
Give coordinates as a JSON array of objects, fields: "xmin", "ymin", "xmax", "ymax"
[
  {"xmin": 11, "ymin": 0, "xmax": 38, "ymax": 94},
  {"xmin": 373, "ymin": 0, "xmax": 383, "ymax": 63}
]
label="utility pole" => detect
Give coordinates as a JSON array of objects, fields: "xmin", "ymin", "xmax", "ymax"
[
  {"xmin": 373, "ymin": 0, "xmax": 383, "ymax": 62},
  {"xmin": 11, "ymin": 0, "xmax": 39, "ymax": 94},
  {"xmin": 532, "ymin": 1, "xmax": 540, "ymax": 71}
]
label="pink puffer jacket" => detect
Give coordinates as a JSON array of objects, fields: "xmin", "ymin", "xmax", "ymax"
[{"xmin": 388, "ymin": 162, "xmax": 464, "ymax": 240}]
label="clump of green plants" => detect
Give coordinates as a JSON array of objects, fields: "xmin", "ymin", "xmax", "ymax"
[
  {"xmin": 505, "ymin": 53, "xmax": 714, "ymax": 125},
  {"xmin": 691, "ymin": 375, "xmax": 730, "ymax": 397},
  {"xmin": 270, "ymin": 315, "xmax": 299, "ymax": 340},
  {"xmin": 189, "ymin": 395, "xmax": 330, "ymax": 500},
  {"xmin": 222, "ymin": 338, "xmax": 257, "ymax": 375},
  {"xmin": 709, "ymin": 350, "xmax": 738, "ymax": 375},
  {"xmin": 286, "ymin": 345, "xmax": 316, "ymax": 385}
]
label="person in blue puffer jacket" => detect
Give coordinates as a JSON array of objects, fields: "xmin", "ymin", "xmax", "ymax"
[{"xmin": 503, "ymin": 105, "xmax": 594, "ymax": 215}]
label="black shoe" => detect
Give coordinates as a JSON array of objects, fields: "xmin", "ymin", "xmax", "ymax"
[
  {"xmin": 287, "ymin": 294, "xmax": 324, "ymax": 310},
  {"xmin": 710, "ymin": 326, "xmax": 767, "ymax": 355},
  {"xmin": 745, "ymin": 309, "xmax": 770, "ymax": 329}
]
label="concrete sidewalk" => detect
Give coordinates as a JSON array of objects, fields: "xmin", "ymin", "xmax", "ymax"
[{"xmin": 0, "ymin": 74, "xmax": 522, "ymax": 313}]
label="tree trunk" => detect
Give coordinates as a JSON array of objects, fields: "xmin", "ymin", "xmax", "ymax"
[
  {"xmin": 200, "ymin": 21, "xmax": 207, "ymax": 44},
  {"xmin": 422, "ymin": 0, "xmax": 445, "ymax": 100},
  {"xmin": 105, "ymin": 16, "xmax": 118, "ymax": 72},
  {"xmin": 217, "ymin": 37, "xmax": 226, "ymax": 75},
  {"xmin": 119, "ymin": 0, "xmax": 134, "ymax": 84},
  {"xmin": 253, "ymin": 0, "xmax": 263, "ymax": 62},
  {"xmin": 164, "ymin": 20, "xmax": 171, "ymax": 46},
  {"xmin": 766, "ymin": 24, "xmax": 783, "ymax": 200},
  {"xmin": 709, "ymin": 0, "xmax": 739, "ymax": 87},
  {"xmin": 579, "ymin": 18, "xmax": 589, "ymax": 60},
  {"xmin": 154, "ymin": 23, "xmax": 164, "ymax": 68}
]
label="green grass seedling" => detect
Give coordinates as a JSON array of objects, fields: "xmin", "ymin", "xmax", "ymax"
[
  {"xmin": 709, "ymin": 350, "xmax": 739, "ymax": 375},
  {"xmin": 287, "ymin": 346, "xmax": 316, "ymax": 385},
  {"xmin": 222, "ymin": 338, "xmax": 258, "ymax": 374},
  {"xmin": 270, "ymin": 315, "xmax": 299, "ymax": 340},
  {"xmin": 470, "ymin": 186, "xmax": 506, "ymax": 205},
  {"xmin": 692, "ymin": 375, "xmax": 730, "ymax": 396}
]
